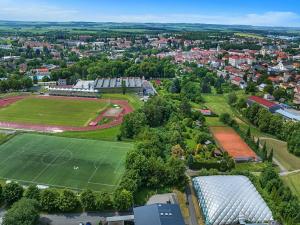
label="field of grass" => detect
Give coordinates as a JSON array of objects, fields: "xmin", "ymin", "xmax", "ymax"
[
  {"xmin": 235, "ymin": 162, "xmax": 268, "ymax": 172},
  {"xmin": 56, "ymin": 125, "xmax": 121, "ymax": 141},
  {"xmin": 0, "ymin": 133, "xmax": 132, "ymax": 192},
  {"xmin": 234, "ymin": 32, "xmax": 264, "ymax": 39},
  {"xmin": 282, "ymin": 172, "xmax": 300, "ymax": 200},
  {"xmin": 101, "ymin": 93, "xmax": 143, "ymax": 110},
  {"xmin": 0, "ymin": 97, "xmax": 109, "ymax": 127},
  {"xmin": 260, "ymin": 138, "xmax": 300, "ymax": 171}
]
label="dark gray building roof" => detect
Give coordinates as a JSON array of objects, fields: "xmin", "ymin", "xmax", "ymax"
[{"xmin": 133, "ymin": 204, "xmax": 185, "ymax": 225}]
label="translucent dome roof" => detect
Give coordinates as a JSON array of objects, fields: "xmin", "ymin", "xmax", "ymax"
[{"xmin": 193, "ymin": 175, "xmax": 273, "ymax": 225}]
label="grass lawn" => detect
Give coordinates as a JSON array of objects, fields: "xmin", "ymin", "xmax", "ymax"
[
  {"xmin": 56, "ymin": 126, "xmax": 121, "ymax": 141},
  {"xmin": 234, "ymin": 32, "xmax": 264, "ymax": 39},
  {"xmin": 0, "ymin": 97, "xmax": 109, "ymax": 127},
  {"xmin": 101, "ymin": 93, "xmax": 143, "ymax": 110},
  {"xmin": 203, "ymin": 94, "xmax": 234, "ymax": 116},
  {"xmin": 0, "ymin": 133, "xmax": 132, "ymax": 192},
  {"xmin": 260, "ymin": 138, "xmax": 300, "ymax": 171},
  {"xmin": 281, "ymin": 172, "xmax": 300, "ymax": 200},
  {"xmin": 235, "ymin": 162, "xmax": 268, "ymax": 172}
]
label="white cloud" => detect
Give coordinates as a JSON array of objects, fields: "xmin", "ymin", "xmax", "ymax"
[
  {"xmin": 0, "ymin": 0, "xmax": 298, "ymax": 27},
  {"xmin": 90, "ymin": 12, "xmax": 300, "ymax": 27},
  {"xmin": 0, "ymin": 0, "xmax": 78, "ymax": 21}
]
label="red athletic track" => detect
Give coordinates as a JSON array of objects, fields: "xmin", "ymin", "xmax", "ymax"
[{"xmin": 0, "ymin": 95, "xmax": 133, "ymax": 132}]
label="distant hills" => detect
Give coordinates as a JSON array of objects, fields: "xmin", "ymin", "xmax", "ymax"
[{"xmin": 0, "ymin": 20, "xmax": 299, "ymax": 34}]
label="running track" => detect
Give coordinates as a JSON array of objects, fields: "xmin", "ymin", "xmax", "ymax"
[{"xmin": 0, "ymin": 95, "xmax": 133, "ymax": 132}]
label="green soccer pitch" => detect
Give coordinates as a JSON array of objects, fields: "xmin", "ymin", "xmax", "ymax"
[
  {"xmin": 0, "ymin": 97, "xmax": 109, "ymax": 127},
  {"xmin": 0, "ymin": 134, "xmax": 132, "ymax": 192}
]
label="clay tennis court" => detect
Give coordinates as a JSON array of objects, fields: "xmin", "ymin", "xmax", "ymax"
[
  {"xmin": 210, "ymin": 126, "xmax": 257, "ymax": 161},
  {"xmin": 0, "ymin": 95, "xmax": 133, "ymax": 132}
]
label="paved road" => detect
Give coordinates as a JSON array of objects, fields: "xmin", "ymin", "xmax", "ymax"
[
  {"xmin": 0, "ymin": 208, "xmax": 5, "ymax": 224},
  {"xmin": 39, "ymin": 212, "xmax": 123, "ymax": 225},
  {"xmin": 186, "ymin": 185, "xmax": 198, "ymax": 225},
  {"xmin": 1, "ymin": 209, "xmax": 129, "ymax": 225},
  {"xmin": 280, "ymin": 169, "xmax": 300, "ymax": 176}
]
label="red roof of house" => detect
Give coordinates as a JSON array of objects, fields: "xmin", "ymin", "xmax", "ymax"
[
  {"xmin": 248, "ymin": 96, "xmax": 277, "ymax": 108},
  {"xmin": 36, "ymin": 68, "xmax": 49, "ymax": 73},
  {"xmin": 200, "ymin": 109, "xmax": 212, "ymax": 114},
  {"xmin": 232, "ymin": 77, "xmax": 242, "ymax": 82}
]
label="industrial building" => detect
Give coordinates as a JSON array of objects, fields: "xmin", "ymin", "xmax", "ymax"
[
  {"xmin": 247, "ymin": 96, "xmax": 281, "ymax": 113},
  {"xmin": 193, "ymin": 175, "xmax": 273, "ymax": 225}
]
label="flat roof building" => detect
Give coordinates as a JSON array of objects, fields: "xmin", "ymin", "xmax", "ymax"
[
  {"xmin": 133, "ymin": 203, "xmax": 185, "ymax": 225},
  {"xmin": 247, "ymin": 96, "xmax": 281, "ymax": 113}
]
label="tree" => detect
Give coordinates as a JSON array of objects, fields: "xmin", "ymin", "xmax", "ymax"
[
  {"xmin": 0, "ymin": 184, "xmax": 2, "ymax": 204},
  {"xmin": 260, "ymin": 165, "xmax": 278, "ymax": 188},
  {"xmin": 236, "ymin": 98, "xmax": 247, "ymax": 109},
  {"xmin": 171, "ymin": 144, "xmax": 184, "ymax": 158},
  {"xmin": 143, "ymin": 96, "xmax": 172, "ymax": 127},
  {"xmin": 58, "ymin": 189, "xmax": 79, "ymax": 212},
  {"xmin": 80, "ymin": 189, "xmax": 96, "ymax": 211},
  {"xmin": 263, "ymin": 84, "xmax": 274, "ymax": 95},
  {"xmin": 169, "ymin": 78, "xmax": 181, "ymax": 93},
  {"xmin": 40, "ymin": 189, "xmax": 59, "ymax": 212},
  {"xmin": 256, "ymin": 138, "xmax": 260, "ymax": 150},
  {"xmin": 228, "ymin": 93, "xmax": 237, "ymax": 105},
  {"xmin": 288, "ymin": 130, "xmax": 300, "ymax": 156},
  {"xmin": 181, "ymin": 81, "xmax": 201, "ymax": 102},
  {"xmin": 96, "ymin": 192, "xmax": 113, "ymax": 211},
  {"xmin": 2, "ymin": 182, "xmax": 24, "ymax": 206},
  {"xmin": 257, "ymin": 109, "xmax": 271, "ymax": 132},
  {"xmin": 268, "ymin": 148, "xmax": 274, "ymax": 162},
  {"xmin": 166, "ymin": 157, "xmax": 187, "ymax": 188},
  {"xmin": 219, "ymin": 113, "xmax": 231, "ymax": 125},
  {"xmin": 200, "ymin": 82, "xmax": 211, "ymax": 93},
  {"xmin": 187, "ymin": 154, "xmax": 194, "ymax": 168},
  {"xmin": 179, "ymin": 98, "xmax": 191, "ymax": 117},
  {"xmin": 195, "ymin": 132, "xmax": 211, "ymax": 144},
  {"xmin": 24, "ymin": 185, "xmax": 40, "ymax": 201},
  {"xmin": 2, "ymin": 198, "xmax": 39, "ymax": 225},
  {"xmin": 113, "ymin": 189, "xmax": 133, "ymax": 211},
  {"xmin": 261, "ymin": 142, "xmax": 268, "ymax": 161},
  {"xmin": 33, "ymin": 75, "xmax": 38, "ymax": 84},
  {"xmin": 121, "ymin": 80, "xmax": 127, "ymax": 95},
  {"xmin": 246, "ymin": 127, "xmax": 251, "ymax": 138},
  {"xmin": 121, "ymin": 111, "xmax": 147, "ymax": 138}
]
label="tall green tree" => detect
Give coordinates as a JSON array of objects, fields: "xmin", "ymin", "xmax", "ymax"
[
  {"xmin": 2, "ymin": 182, "xmax": 24, "ymax": 206},
  {"xmin": 58, "ymin": 190, "xmax": 79, "ymax": 212},
  {"xmin": 40, "ymin": 189, "xmax": 59, "ymax": 212},
  {"xmin": 24, "ymin": 185, "xmax": 40, "ymax": 201},
  {"xmin": 80, "ymin": 189, "xmax": 96, "ymax": 211},
  {"xmin": 114, "ymin": 189, "xmax": 133, "ymax": 211},
  {"xmin": 2, "ymin": 198, "xmax": 39, "ymax": 225},
  {"xmin": 96, "ymin": 192, "xmax": 113, "ymax": 211}
]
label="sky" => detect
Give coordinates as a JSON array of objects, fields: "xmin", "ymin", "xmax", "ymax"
[{"xmin": 0, "ymin": 0, "xmax": 300, "ymax": 27}]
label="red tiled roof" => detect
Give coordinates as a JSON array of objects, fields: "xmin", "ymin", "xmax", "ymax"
[
  {"xmin": 248, "ymin": 96, "xmax": 277, "ymax": 108},
  {"xmin": 232, "ymin": 77, "xmax": 242, "ymax": 82}
]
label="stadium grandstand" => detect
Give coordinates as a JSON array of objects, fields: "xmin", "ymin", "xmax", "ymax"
[
  {"xmin": 193, "ymin": 175, "xmax": 274, "ymax": 225},
  {"xmin": 48, "ymin": 80, "xmax": 99, "ymax": 98},
  {"xmin": 48, "ymin": 77, "xmax": 154, "ymax": 97},
  {"xmin": 94, "ymin": 77, "xmax": 143, "ymax": 93}
]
